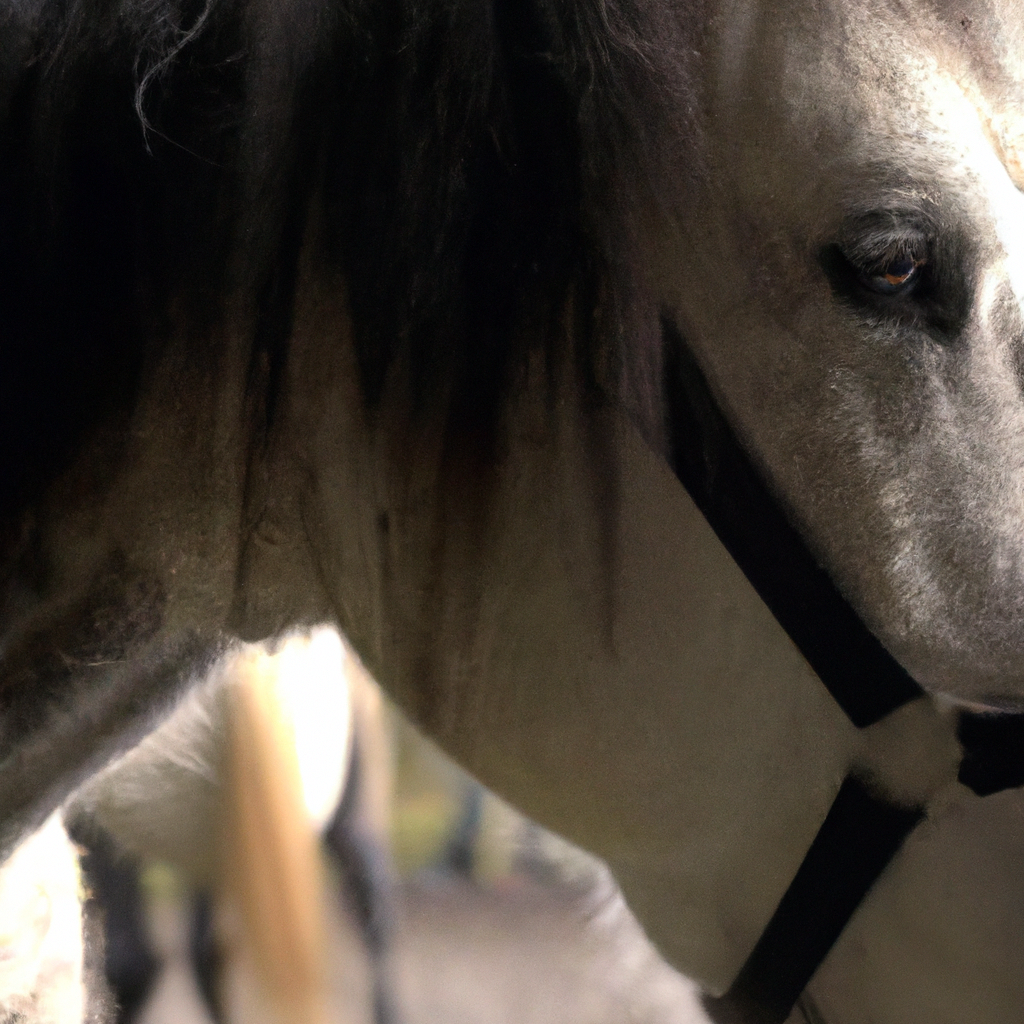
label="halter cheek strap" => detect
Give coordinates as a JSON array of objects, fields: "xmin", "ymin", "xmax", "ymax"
[
  {"xmin": 661, "ymin": 319, "xmax": 1024, "ymax": 1024},
  {"xmin": 662, "ymin": 319, "xmax": 923, "ymax": 729}
]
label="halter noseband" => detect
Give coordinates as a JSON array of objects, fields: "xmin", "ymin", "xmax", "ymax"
[{"xmin": 662, "ymin": 319, "xmax": 1024, "ymax": 1024}]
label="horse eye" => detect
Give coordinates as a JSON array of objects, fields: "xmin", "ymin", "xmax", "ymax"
[{"xmin": 862, "ymin": 256, "xmax": 925, "ymax": 295}]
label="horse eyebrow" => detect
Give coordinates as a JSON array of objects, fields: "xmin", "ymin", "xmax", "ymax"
[
  {"xmin": 828, "ymin": 163, "xmax": 942, "ymax": 222},
  {"xmin": 832, "ymin": 204, "xmax": 936, "ymax": 261}
]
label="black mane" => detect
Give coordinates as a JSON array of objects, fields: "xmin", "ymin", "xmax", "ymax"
[{"xmin": 1, "ymin": 0, "xmax": 697, "ymax": 512}]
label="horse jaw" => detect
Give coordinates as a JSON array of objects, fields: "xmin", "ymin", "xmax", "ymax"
[{"xmin": 660, "ymin": 0, "xmax": 1024, "ymax": 704}]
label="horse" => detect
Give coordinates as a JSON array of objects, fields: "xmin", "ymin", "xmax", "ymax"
[{"xmin": 2, "ymin": 0, "xmax": 1024, "ymax": 1020}]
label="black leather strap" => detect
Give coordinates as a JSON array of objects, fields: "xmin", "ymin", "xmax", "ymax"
[
  {"xmin": 662, "ymin": 319, "xmax": 923, "ymax": 729},
  {"xmin": 659, "ymin": 319, "xmax": 935, "ymax": 1021},
  {"xmin": 660, "ymin": 318, "xmax": 1024, "ymax": 1022},
  {"xmin": 706, "ymin": 776, "xmax": 924, "ymax": 1024},
  {"xmin": 958, "ymin": 710, "xmax": 1024, "ymax": 796}
]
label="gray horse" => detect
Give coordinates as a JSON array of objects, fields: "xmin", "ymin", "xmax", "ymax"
[{"xmin": 1, "ymin": 0, "xmax": 1023, "ymax": 1021}]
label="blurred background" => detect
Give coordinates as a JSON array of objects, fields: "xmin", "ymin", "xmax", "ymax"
[{"xmin": 73, "ymin": 628, "xmax": 707, "ymax": 1024}]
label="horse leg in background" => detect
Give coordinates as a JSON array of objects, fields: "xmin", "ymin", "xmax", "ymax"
[
  {"xmin": 189, "ymin": 891, "xmax": 225, "ymax": 1023},
  {"xmin": 222, "ymin": 638, "xmax": 400, "ymax": 1024},
  {"xmin": 70, "ymin": 821, "xmax": 162, "ymax": 1024},
  {"xmin": 323, "ymin": 668, "xmax": 400, "ymax": 1024},
  {"xmin": 216, "ymin": 645, "xmax": 337, "ymax": 1024}
]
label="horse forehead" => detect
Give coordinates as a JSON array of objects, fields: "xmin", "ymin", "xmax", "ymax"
[
  {"xmin": 698, "ymin": 0, "xmax": 1024, "ymax": 259},
  {"xmin": 875, "ymin": 1, "xmax": 1024, "ymax": 192},
  {"xmin": 709, "ymin": 0, "xmax": 1024, "ymax": 155}
]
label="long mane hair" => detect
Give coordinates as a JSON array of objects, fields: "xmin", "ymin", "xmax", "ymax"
[{"xmin": 2, "ymin": 0, "xmax": 699, "ymax": 508}]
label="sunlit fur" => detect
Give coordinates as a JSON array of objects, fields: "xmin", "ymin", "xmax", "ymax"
[{"xmin": 0, "ymin": 814, "xmax": 86, "ymax": 1023}]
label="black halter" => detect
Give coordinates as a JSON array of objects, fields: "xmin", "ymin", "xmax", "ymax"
[{"xmin": 661, "ymin": 319, "xmax": 1024, "ymax": 1024}]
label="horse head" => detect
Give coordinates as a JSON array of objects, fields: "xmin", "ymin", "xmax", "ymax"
[{"xmin": 666, "ymin": 0, "xmax": 1024, "ymax": 705}]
